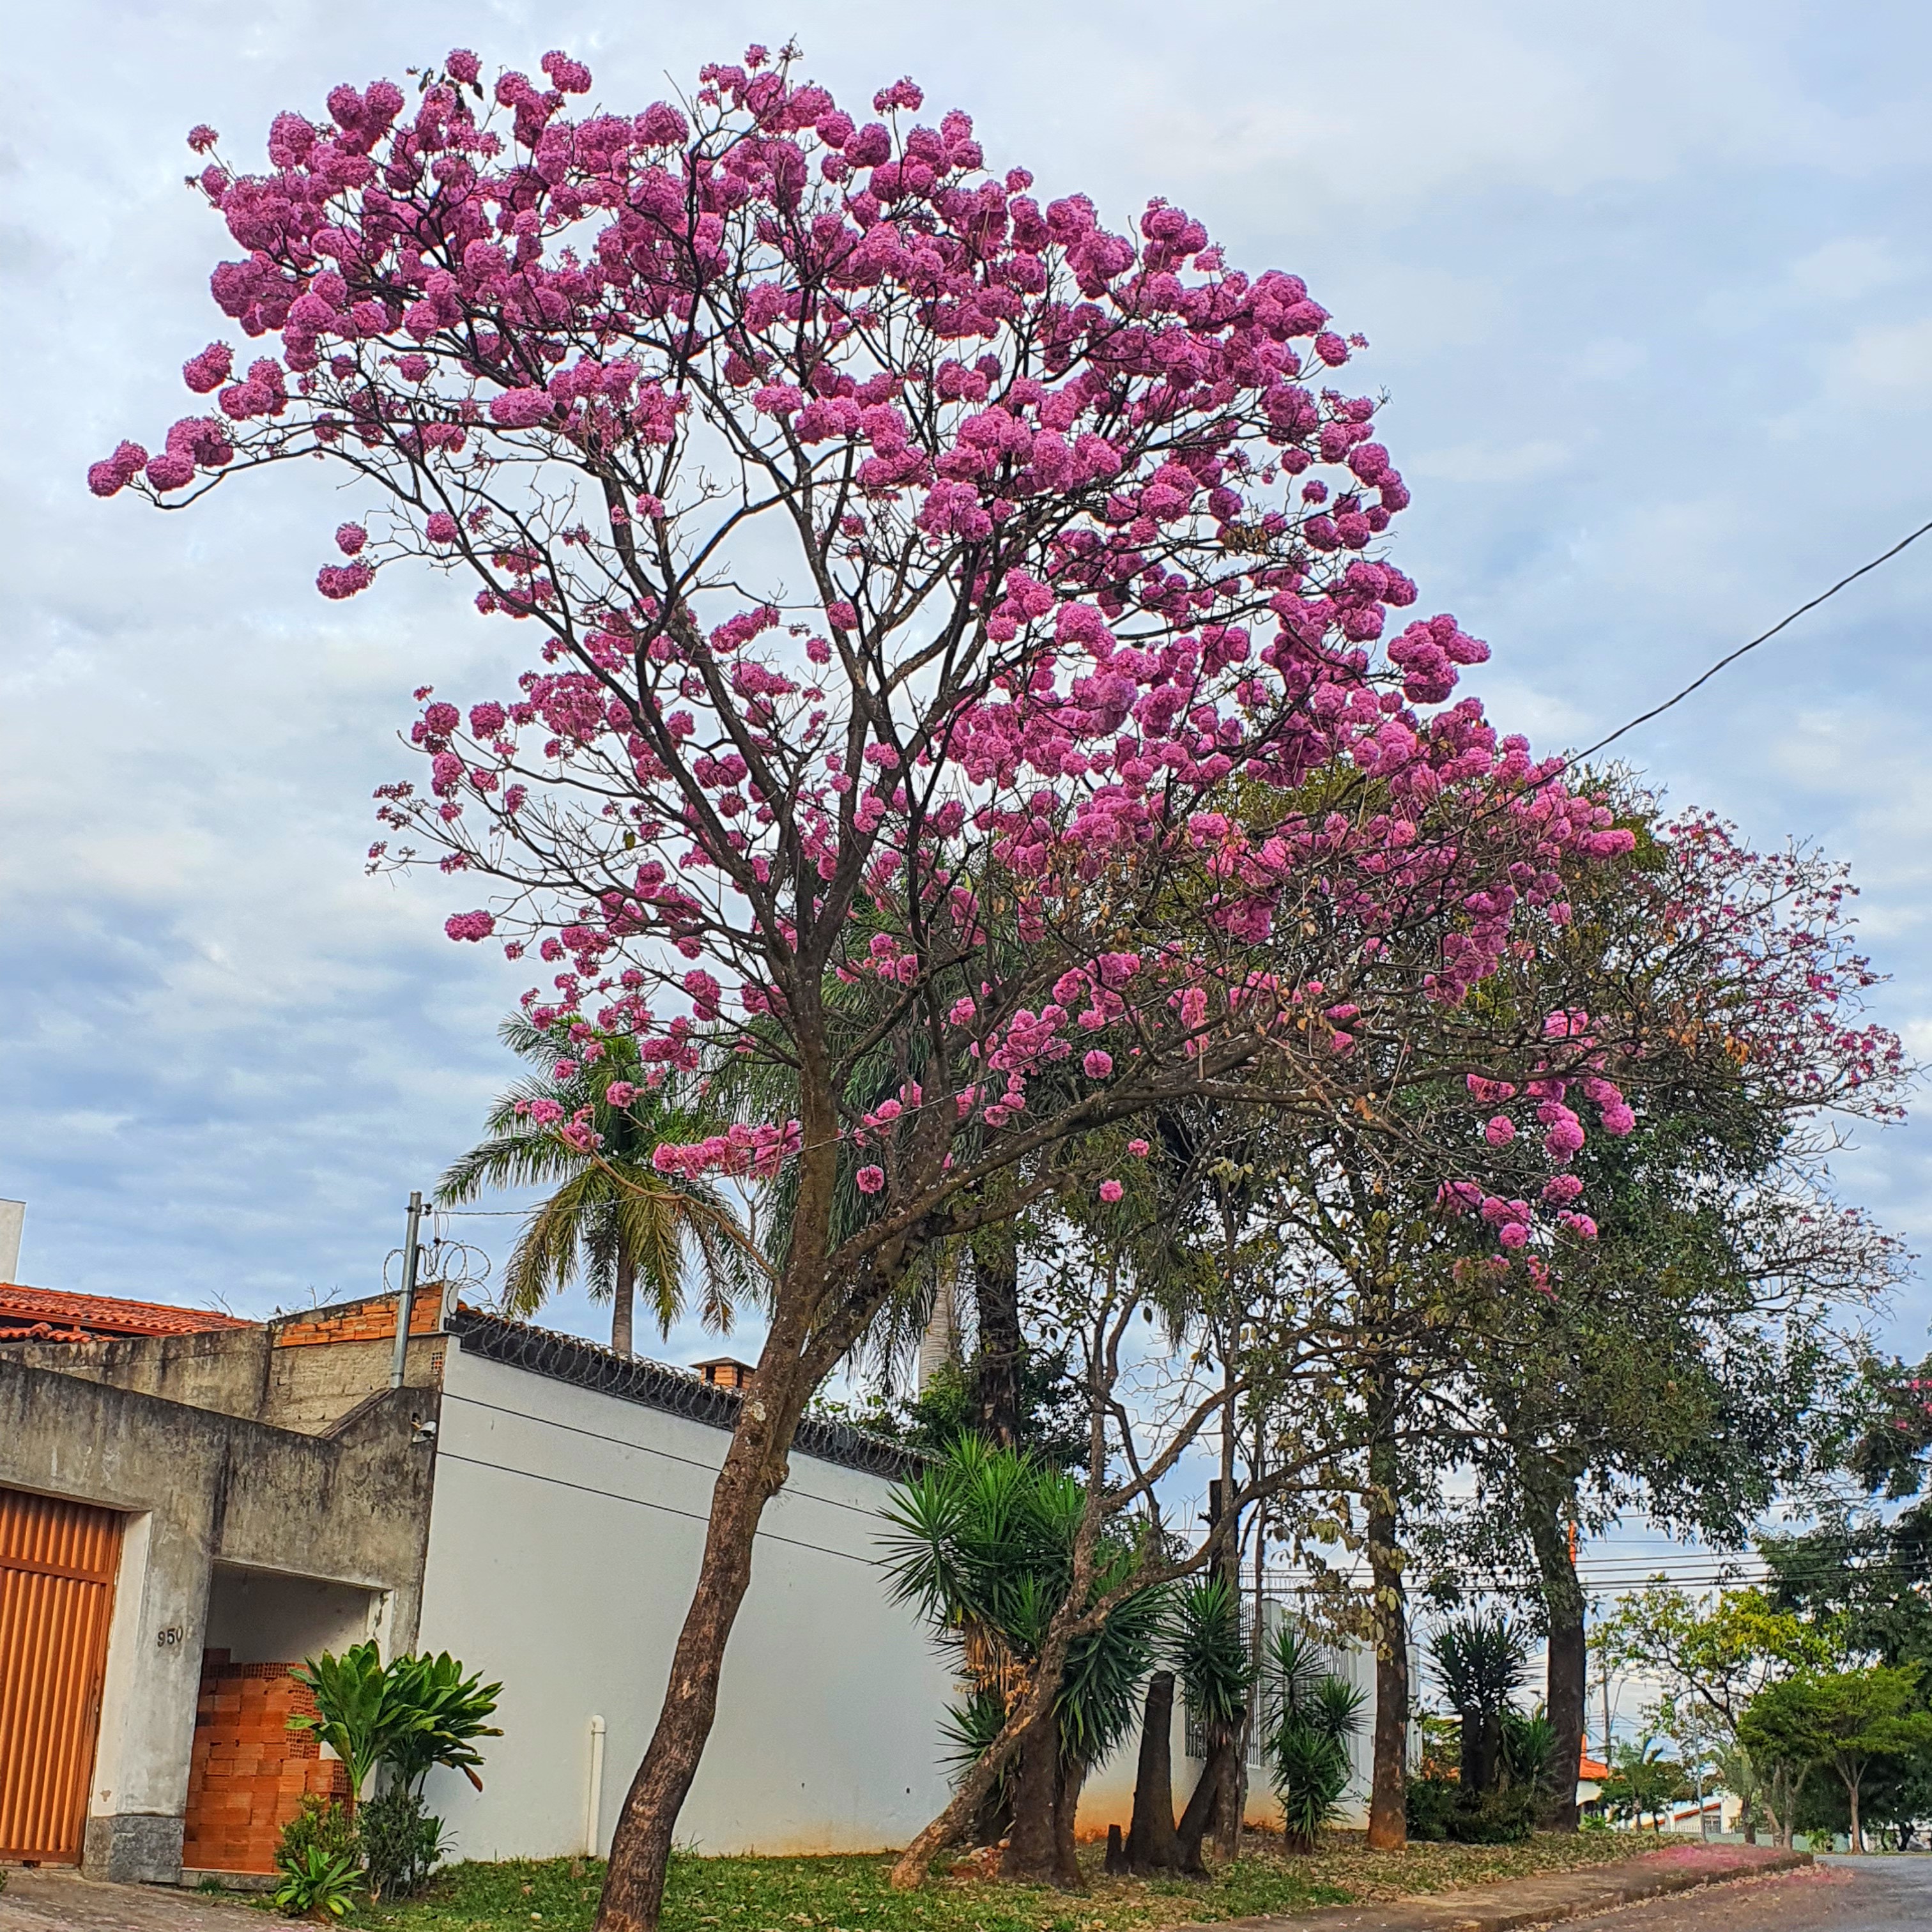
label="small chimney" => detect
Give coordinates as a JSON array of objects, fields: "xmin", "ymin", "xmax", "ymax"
[
  {"xmin": 691, "ymin": 1356, "xmax": 756, "ymax": 1390},
  {"xmin": 0, "ymin": 1200, "xmax": 22, "ymax": 1284}
]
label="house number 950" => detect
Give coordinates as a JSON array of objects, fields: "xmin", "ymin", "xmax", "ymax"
[{"xmin": 155, "ymin": 1626, "xmax": 185, "ymax": 1647}]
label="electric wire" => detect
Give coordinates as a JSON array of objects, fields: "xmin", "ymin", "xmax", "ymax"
[
  {"xmin": 439, "ymin": 1386, "xmax": 887, "ymax": 1521},
  {"xmin": 433, "ymin": 1450, "xmax": 882, "ymax": 1567}
]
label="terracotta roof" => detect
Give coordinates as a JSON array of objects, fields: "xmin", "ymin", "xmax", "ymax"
[
  {"xmin": 1581, "ymin": 1747, "xmax": 1611, "ymax": 1781},
  {"xmin": 0, "ymin": 1282, "xmax": 254, "ymax": 1342}
]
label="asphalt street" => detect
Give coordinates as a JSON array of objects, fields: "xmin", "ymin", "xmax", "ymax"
[{"xmin": 1572, "ymin": 1855, "xmax": 1932, "ymax": 1931}]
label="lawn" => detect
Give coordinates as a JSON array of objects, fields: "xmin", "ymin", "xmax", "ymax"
[{"xmin": 252, "ymin": 1830, "xmax": 1682, "ymax": 1931}]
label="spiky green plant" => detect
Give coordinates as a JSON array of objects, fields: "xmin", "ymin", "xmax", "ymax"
[
  {"xmin": 1260, "ymin": 1627, "xmax": 1365, "ymax": 1853},
  {"xmin": 437, "ymin": 1015, "xmax": 761, "ymax": 1353},
  {"xmin": 1168, "ymin": 1573, "xmax": 1252, "ymax": 1746},
  {"xmin": 881, "ymin": 1436, "xmax": 1165, "ymax": 1783}
]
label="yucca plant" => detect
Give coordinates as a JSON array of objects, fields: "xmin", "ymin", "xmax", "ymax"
[
  {"xmin": 1167, "ymin": 1572, "xmax": 1254, "ymax": 1867},
  {"xmin": 1427, "ymin": 1612, "xmax": 1531, "ymax": 1796},
  {"xmin": 882, "ymin": 1436, "xmax": 1166, "ymax": 1880},
  {"xmin": 1262, "ymin": 1623, "xmax": 1367, "ymax": 1853}
]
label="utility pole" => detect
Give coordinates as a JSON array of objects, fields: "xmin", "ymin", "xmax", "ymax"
[{"xmin": 390, "ymin": 1190, "xmax": 424, "ymax": 1390}]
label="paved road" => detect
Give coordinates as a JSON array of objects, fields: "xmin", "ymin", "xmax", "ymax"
[
  {"xmin": 0, "ymin": 1868, "xmax": 263, "ymax": 1931},
  {"xmin": 1572, "ymin": 1855, "xmax": 1932, "ymax": 1932}
]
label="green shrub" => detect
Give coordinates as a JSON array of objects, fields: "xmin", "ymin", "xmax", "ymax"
[
  {"xmin": 356, "ymin": 1780, "xmax": 451, "ymax": 1901},
  {"xmin": 1405, "ymin": 1774, "xmax": 1460, "ymax": 1841},
  {"xmin": 276, "ymin": 1795, "xmax": 358, "ymax": 1871},
  {"xmin": 1446, "ymin": 1783, "xmax": 1540, "ymax": 1843},
  {"xmin": 272, "ymin": 1842, "xmax": 361, "ymax": 1921}
]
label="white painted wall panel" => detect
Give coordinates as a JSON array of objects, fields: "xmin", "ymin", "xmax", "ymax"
[{"xmin": 416, "ymin": 1348, "xmax": 957, "ymax": 1859}]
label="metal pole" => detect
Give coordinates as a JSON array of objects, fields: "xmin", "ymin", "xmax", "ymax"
[{"xmin": 390, "ymin": 1190, "xmax": 423, "ymax": 1390}]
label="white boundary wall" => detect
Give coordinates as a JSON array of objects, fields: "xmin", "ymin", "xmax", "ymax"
[
  {"xmin": 416, "ymin": 1346, "xmax": 956, "ymax": 1859},
  {"xmin": 1078, "ymin": 1606, "xmax": 1378, "ymax": 1834}
]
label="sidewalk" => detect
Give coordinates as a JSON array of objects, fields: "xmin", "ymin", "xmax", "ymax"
[
  {"xmin": 1179, "ymin": 1843, "xmax": 1812, "ymax": 1932},
  {"xmin": 0, "ymin": 1868, "xmax": 264, "ymax": 1931}
]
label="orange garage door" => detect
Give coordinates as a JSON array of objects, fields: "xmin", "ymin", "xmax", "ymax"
[{"xmin": 0, "ymin": 1487, "xmax": 123, "ymax": 1862}]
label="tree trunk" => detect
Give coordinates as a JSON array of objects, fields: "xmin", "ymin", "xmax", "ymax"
[
  {"xmin": 611, "ymin": 1244, "xmax": 636, "ymax": 1358},
  {"xmin": 972, "ymin": 1225, "xmax": 1023, "ymax": 1447},
  {"xmin": 1054, "ymin": 1756, "xmax": 1086, "ymax": 1891},
  {"xmin": 1365, "ymin": 1427, "xmax": 1409, "ymax": 1850},
  {"xmin": 1527, "ymin": 1494, "xmax": 1584, "ymax": 1833},
  {"xmin": 1001, "ymin": 1726, "xmax": 1063, "ymax": 1883},
  {"xmin": 595, "ymin": 1333, "xmax": 816, "ymax": 1932},
  {"xmin": 1124, "ymin": 1673, "xmax": 1184, "ymax": 1875},
  {"xmin": 1176, "ymin": 1734, "xmax": 1234, "ymax": 1875},
  {"xmin": 1847, "ymin": 1774, "xmax": 1862, "ymax": 1854}
]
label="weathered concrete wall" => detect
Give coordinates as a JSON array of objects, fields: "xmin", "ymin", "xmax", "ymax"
[
  {"xmin": 0, "ymin": 1358, "xmax": 437, "ymax": 1883},
  {"xmin": 417, "ymin": 1346, "xmax": 958, "ymax": 1859},
  {"xmin": 0, "ymin": 1291, "xmax": 448, "ymax": 1434}
]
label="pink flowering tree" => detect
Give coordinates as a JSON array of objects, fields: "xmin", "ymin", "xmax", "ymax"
[
  {"xmin": 1256, "ymin": 798, "xmax": 1910, "ymax": 1844},
  {"xmin": 98, "ymin": 45, "xmax": 1642, "ymax": 1926}
]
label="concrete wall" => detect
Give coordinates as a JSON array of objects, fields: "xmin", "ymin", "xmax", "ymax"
[
  {"xmin": 204, "ymin": 1564, "xmax": 377, "ymax": 1666},
  {"xmin": 416, "ymin": 1346, "xmax": 958, "ymax": 1859},
  {"xmin": 0, "ymin": 1357, "xmax": 437, "ymax": 1882},
  {"xmin": 0, "ymin": 1292, "xmax": 448, "ymax": 1434}
]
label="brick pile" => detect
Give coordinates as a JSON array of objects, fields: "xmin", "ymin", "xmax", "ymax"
[
  {"xmin": 180, "ymin": 1652, "xmax": 349, "ymax": 1874},
  {"xmin": 273, "ymin": 1292, "xmax": 444, "ymax": 1349}
]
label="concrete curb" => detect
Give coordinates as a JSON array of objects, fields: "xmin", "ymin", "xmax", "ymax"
[{"xmin": 1175, "ymin": 1845, "xmax": 1814, "ymax": 1932}]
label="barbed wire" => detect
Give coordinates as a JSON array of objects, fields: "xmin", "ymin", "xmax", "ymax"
[{"xmin": 448, "ymin": 1308, "xmax": 924, "ymax": 1481}]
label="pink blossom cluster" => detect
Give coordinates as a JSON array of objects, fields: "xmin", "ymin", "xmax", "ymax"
[{"xmin": 93, "ymin": 44, "xmax": 1672, "ymax": 1255}]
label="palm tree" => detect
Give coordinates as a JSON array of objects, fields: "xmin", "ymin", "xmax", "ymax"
[{"xmin": 436, "ymin": 1016, "xmax": 760, "ymax": 1356}]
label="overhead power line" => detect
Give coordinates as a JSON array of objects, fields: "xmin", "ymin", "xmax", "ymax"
[{"xmin": 1572, "ymin": 517, "xmax": 1932, "ymax": 765}]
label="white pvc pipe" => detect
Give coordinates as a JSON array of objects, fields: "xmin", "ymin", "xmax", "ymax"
[{"xmin": 586, "ymin": 1715, "xmax": 607, "ymax": 1857}]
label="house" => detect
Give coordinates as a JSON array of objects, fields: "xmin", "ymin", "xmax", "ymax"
[
  {"xmin": 2, "ymin": 1278, "xmax": 1393, "ymax": 1887},
  {"xmin": 1, "ymin": 1284, "xmax": 953, "ymax": 1883}
]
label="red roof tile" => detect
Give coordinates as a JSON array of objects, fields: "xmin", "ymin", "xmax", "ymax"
[{"xmin": 0, "ymin": 1282, "xmax": 254, "ymax": 1341}]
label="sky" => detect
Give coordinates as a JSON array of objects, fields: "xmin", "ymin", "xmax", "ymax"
[{"xmin": 4, "ymin": 0, "xmax": 1930, "ymax": 1582}]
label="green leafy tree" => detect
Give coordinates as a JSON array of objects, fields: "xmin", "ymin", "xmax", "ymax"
[
  {"xmin": 438, "ymin": 1016, "xmax": 759, "ymax": 1354},
  {"xmin": 1599, "ymin": 1737, "xmax": 1691, "ymax": 1832},
  {"xmin": 1740, "ymin": 1666, "xmax": 1932, "ymax": 1853},
  {"xmin": 1598, "ymin": 1584, "xmax": 1838, "ymax": 1742}
]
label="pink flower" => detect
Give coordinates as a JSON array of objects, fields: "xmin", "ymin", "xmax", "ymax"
[
  {"xmin": 1082, "ymin": 1049, "xmax": 1114, "ymax": 1079},
  {"xmin": 489, "ymin": 388, "xmax": 553, "ymax": 429},
  {"xmin": 1498, "ymin": 1222, "xmax": 1529, "ymax": 1249},
  {"xmin": 443, "ymin": 910, "xmax": 494, "ymax": 942},
  {"xmin": 335, "ymin": 523, "xmax": 367, "ymax": 556},
  {"xmin": 855, "ymin": 1164, "xmax": 885, "ymax": 1195},
  {"xmin": 604, "ymin": 1081, "xmax": 638, "ymax": 1108},
  {"xmin": 1126, "ymin": 1138, "xmax": 1149, "ymax": 1158},
  {"xmin": 1483, "ymin": 1115, "xmax": 1516, "ymax": 1147},
  {"xmin": 187, "ymin": 124, "xmax": 219, "ymax": 153},
  {"xmin": 317, "ymin": 562, "xmax": 374, "ymax": 599},
  {"xmin": 425, "ymin": 512, "xmax": 461, "ymax": 544},
  {"xmin": 181, "ymin": 343, "xmax": 233, "ymax": 394},
  {"xmin": 1098, "ymin": 1179, "xmax": 1124, "ymax": 1203},
  {"xmin": 447, "ymin": 49, "xmax": 481, "ymax": 86}
]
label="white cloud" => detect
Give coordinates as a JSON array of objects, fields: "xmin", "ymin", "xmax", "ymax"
[
  {"xmin": 1787, "ymin": 234, "xmax": 1915, "ymax": 302},
  {"xmin": 1837, "ymin": 315, "xmax": 1932, "ymax": 400}
]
